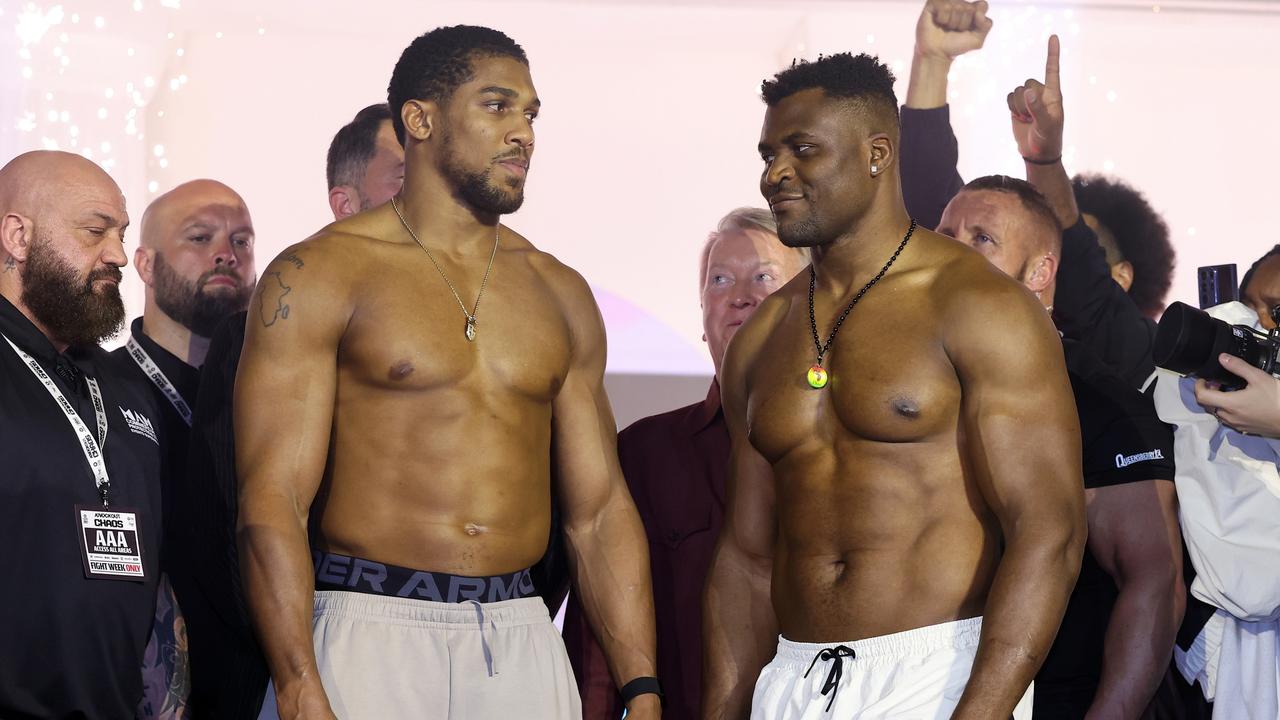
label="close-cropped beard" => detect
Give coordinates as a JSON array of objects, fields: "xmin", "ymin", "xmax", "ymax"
[{"xmin": 152, "ymin": 252, "xmax": 253, "ymax": 338}]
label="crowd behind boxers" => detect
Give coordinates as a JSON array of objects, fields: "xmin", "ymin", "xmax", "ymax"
[{"xmin": 3, "ymin": 1, "xmax": 1279, "ymax": 718}]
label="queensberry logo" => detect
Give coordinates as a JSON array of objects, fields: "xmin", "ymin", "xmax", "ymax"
[
  {"xmin": 119, "ymin": 406, "xmax": 158, "ymax": 445},
  {"xmin": 1116, "ymin": 449, "xmax": 1164, "ymax": 468}
]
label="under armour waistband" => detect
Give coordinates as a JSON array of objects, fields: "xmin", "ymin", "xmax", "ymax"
[{"xmin": 312, "ymin": 549, "xmax": 536, "ymax": 604}]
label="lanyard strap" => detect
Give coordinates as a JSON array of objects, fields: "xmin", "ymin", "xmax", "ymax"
[
  {"xmin": 2, "ymin": 333, "xmax": 112, "ymax": 506},
  {"xmin": 126, "ymin": 335, "xmax": 192, "ymax": 426}
]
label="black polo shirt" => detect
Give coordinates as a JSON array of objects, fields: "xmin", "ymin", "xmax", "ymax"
[
  {"xmin": 1034, "ymin": 339, "xmax": 1177, "ymax": 718},
  {"xmin": 110, "ymin": 317, "xmax": 201, "ymax": 562},
  {"xmin": 0, "ymin": 295, "xmax": 164, "ymax": 719}
]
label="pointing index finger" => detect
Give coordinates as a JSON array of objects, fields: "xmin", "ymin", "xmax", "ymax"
[{"xmin": 1045, "ymin": 34, "xmax": 1061, "ymax": 91}]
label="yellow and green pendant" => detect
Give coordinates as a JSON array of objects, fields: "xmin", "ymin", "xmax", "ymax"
[{"xmin": 807, "ymin": 363, "xmax": 828, "ymax": 389}]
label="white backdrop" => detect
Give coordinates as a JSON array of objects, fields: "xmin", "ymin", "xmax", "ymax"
[{"xmin": 3, "ymin": 0, "xmax": 1279, "ymax": 382}]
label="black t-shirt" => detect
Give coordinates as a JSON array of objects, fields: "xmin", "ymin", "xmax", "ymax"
[
  {"xmin": 1034, "ymin": 340, "xmax": 1177, "ymax": 718},
  {"xmin": 0, "ymin": 296, "xmax": 164, "ymax": 719},
  {"xmin": 110, "ymin": 317, "xmax": 201, "ymax": 568}
]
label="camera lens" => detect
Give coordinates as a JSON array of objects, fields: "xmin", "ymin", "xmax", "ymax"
[{"xmin": 1153, "ymin": 301, "xmax": 1240, "ymax": 384}]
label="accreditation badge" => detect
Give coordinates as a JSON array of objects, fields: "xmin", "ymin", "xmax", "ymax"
[{"xmin": 75, "ymin": 505, "xmax": 147, "ymax": 581}]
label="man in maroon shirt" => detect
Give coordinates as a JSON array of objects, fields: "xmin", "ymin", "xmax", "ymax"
[{"xmin": 562, "ymin": 208, "xmax": 807, "ymax": 719}]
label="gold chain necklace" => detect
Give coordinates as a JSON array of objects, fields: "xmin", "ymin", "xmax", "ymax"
[{"xmin": 391, "ymin": 195, "xmax": 499, "ymax": 342}]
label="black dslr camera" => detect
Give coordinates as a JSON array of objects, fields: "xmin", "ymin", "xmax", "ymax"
[{"xmin": 1153, "ymin": 264, "xmax": 1280, "ymax": 389}]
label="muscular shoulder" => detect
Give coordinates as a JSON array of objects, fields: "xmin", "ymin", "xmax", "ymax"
[
  {"xmin": 515, "ymin": 231, "xmax": 603, "ymax": 332},
  {"xmin": 250, "ymin": 229, "xmax": 378, "ymax": 335},
  {"xmin": 722, "ymin": 278, "xmax": 802, "ymax": 409},
  {"xmin": 930, "ymin": 242, "xmax": 1056, "ymax": 354}
]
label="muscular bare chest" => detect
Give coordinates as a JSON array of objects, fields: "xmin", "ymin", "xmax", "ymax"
[
  {"xmin": 745, "ymin": 292, "xmax": 960, "ymax": 463},
  {"xmin": 340, "ymin": 253, "xmax": 573, "ymax": 402}
]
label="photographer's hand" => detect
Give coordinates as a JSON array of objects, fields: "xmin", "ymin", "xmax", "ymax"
[{"xmin": 1194, "ymin": 354, "xmax": 1280, "ymax": 437}]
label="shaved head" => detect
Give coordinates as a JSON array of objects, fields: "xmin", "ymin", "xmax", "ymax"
[
  {"xmin": 0, "ymin": 150, "xmax": 125, "ymax": 223},
  {"xmin": 140, "ymin": 179, "xmax": 247, "ymax": 249},
  {"xmin": 0, "ymin": 151, "xmax": 129, "ymax": 348},
  {"xmin": 135, "ymin": 178, "xmax": 256, "ymax": 337}
]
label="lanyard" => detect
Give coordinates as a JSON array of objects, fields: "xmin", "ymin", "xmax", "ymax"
[
  {"xmin": 2, "ymin": 332, "xmax": 112, "ymax": 506},
  {"xmin": 125, "ymin": 335, "xmax": 192, "ymax": 426}
]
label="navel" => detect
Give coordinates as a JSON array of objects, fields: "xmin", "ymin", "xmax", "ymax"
[
  {"xmin": 388, "ymin": 360, "xmax": 415, "ymax": 381},
  {"xmin": 463, "ymin": 523, "xmax": 489, "ymax": 537}
]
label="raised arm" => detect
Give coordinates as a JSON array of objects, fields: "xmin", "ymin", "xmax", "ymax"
[
  {"xmin": 947, "ymin": 279, "xmax": 1087, "ymax": 719},
  {"xmin": 702, "ymin": 313, "xmax": 779, "ymax": 720},
  {"xmin": 1008, "ymin": 35, "xmax": 1076, "ymax": 225},
  {"xmin": 1009, "ymin": 36, "xmax": 1156, "ymax": 387},
  {"xmin": 901, "ymin": 0, "xmax": 992, "ymax": 228},
  {"xmin": 1086, "ymin": 480, "xmax": 1183, "ymax": 719},
  {"xmin": 235, "ymin": 243, "xmax": 349, "ymax": 720},
  {"xmin": 550, "ymin": 267, "xmax": 660, "ymax": 720}
]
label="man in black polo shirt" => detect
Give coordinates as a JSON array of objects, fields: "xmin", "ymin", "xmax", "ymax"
[
  {"xmin": 113, "ymin": 179, "xmax": 257, "ymax": 718},
  {"xmin": 0, "ymin": 150, "xmax": 164, "ymax": 718},
  {"xmin": 938, "ymin": 175, "xmax": 1184, "ymax": 717}
]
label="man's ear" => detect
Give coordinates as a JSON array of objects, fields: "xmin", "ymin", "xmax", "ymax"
[
  {"xmin": 868, "ymin": 133, "xmax": 894, "ymax": 175},
  {"xmin": 328, "ymin": 186, "xmax": 360, "ymax": 220},
  {"xmin": 1025, "ymin": 253, "xmax": 1059, "ymax": 294},
  {"xmin": 1110, "ymin": 260, "xmax": 1134, "ymax": 292},
  {"xmin": 134, "ymin": 246, "xmax": 157, "ymax": 287},
  {"xmin": 0, "ymin": 213, "xmax": 34, "ymax": 263},
  {"xmin": 401, "ymin": 99, "xmax": 437, "ymax": 144}
]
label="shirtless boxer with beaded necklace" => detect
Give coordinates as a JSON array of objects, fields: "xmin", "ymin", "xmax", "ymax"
[{"xmin": 702, "ymin": 52, "xmax": 1086, "ymax": 720}]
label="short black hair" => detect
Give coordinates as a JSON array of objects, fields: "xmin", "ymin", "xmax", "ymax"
[
  {"xmin": 326, "ymin": 103, "xmax": 392, "ymax": 191},
  {"xmin": 1241, "ymin": 245, "xmax": 1280, "ymax": 297},
  {"xmin": 962, "ymin": 175, "xmax": 1062, "ymax": 253},
  {"xmin": 1072, "ymin": 174, "xmax": 1175, "ymax": 317},
  {"xmin": 761, "ymin": 52, "xmax": 898, "ymax": 121},
  {"xmin": 387, "ymin": 25, "xmax": 528, "ymax": 146}
]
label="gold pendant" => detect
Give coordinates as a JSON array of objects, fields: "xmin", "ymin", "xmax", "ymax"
[
  {"xmin": 465, "ymin": 318, "xmax": 477, "ymax": 342},
  {"xmin": 807, "ymin": 364, "xmax": 828, "ymax": 389}
]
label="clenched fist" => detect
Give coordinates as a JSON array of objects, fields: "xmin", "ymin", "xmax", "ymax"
[{"xmin": 916, "ymin": 0, "xmax": 994, "ymax": 61}]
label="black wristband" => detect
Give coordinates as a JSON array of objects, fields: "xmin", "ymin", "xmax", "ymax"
[
  {"xmin": 1022, "ymin": 154, "xmax": 1063, "ymax": 166},
  {"xmin": 620, "ymin": 676, "xmax": 665, "ymax": 707}
]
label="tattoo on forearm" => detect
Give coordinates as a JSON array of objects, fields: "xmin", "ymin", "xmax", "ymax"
[
  {"xmin": 137, "ymin": 576, "xmax": 190, "ymax": 719},
  {"xmin": 259, "ymin": 271, "xmax": 293, "ymax": 327},
  {"xmin": 282, "ymin": 250, "xmax": 305, "ymax": 270},
  {"xmin": 3, "ymin": 255, "xmax": 14, "ymax": 272}
]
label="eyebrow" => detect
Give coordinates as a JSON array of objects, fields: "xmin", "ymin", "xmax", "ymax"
[
  {"xmin": 758, "ymin": 131, "xmax": 817, "ymax": 153},
  {"xmin": 83, "ymin": 211, "xmax": 127, "ymax": 230},
  {"xmin": 479, "ymin": 86, "xmax": 541, "ymax": 109}
]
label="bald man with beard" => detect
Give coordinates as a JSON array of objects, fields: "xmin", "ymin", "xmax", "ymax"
[
  {"xmin": 108, "ymin": 179, "xmax": 257, "ymax": 719},
  {"xmin": 0, "ymin": 151, "xmax": 166, "ymax": 718}
]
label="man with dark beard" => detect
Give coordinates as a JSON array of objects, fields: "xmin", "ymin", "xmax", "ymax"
[
  {"xmin": 236, "ymin": 25, "xmax": 658, "ymax": 719},
  {"xmin": 0, "ymin": 150, "xmax": 165, "ymax": 718},
  {"xmin": 112, "ymin": 179, "xmax": 257, "ymax": 719}
]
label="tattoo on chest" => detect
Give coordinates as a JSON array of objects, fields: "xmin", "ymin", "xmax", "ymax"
[
  {"xmin": 259, "ymin": 271, "xmax": 293, "ymax": 327},
  {"xmin": 3, "ymin": 255, "xmax": 14, "ymax": 272}
]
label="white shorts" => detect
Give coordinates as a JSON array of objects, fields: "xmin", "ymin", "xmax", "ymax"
[
  {"xmin": 312, "ymin": 591, "xmax": 582, "ymax": 719},
  {"xmin": 750, "ymin": 617, "xmax": 1033, "ymax": 719}
]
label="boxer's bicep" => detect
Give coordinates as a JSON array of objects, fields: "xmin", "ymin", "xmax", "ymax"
[
  {"xmin": 949, "ymin": 282, "xmax": 1082, "ymax": 533},
  {"xmin": 550, "ymin": 272, "xmax": 625, "ymax": 528},
  {"xmin": 236, "ymin": 243, "xmax": 349, "ymax": 525}
]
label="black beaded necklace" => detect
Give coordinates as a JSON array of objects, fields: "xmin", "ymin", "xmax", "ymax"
[{"xmin": 806, "ymin": 219, "xmax": 917, "ymax": 389}]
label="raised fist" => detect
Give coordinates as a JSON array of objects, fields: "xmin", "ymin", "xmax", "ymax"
[
  {"xmin": 1008, "ymin": 35, "xmax": 1065, "ymax": 163},
  {"xmin": 915, "ymin": 0, "xmax": 994, "ymax": 60}
]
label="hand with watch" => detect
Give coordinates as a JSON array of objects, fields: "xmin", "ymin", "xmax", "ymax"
[{"xmin": 620, "ymin": 676, "xmax": 664, "ymax": 718}]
